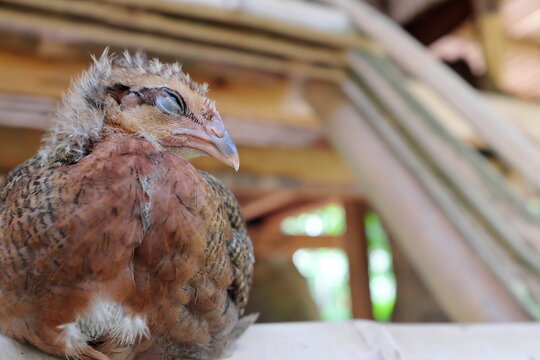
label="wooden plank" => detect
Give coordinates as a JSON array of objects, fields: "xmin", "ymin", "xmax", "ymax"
[
  {"xmin": 0, "ymin": 49, "xmax": 84, "ymax": 98},
  {"xmin": 1, "ymin": 0, "xmax": 345, "ymax": 68},
  {"xmin": 3, "ymin": 320, "xmax": 540, "ymax": 360},
  {"xmin": 0, "ymin": 126, "xmax": 43, "ymax": 172},
  {"xmin": 242, "ymin": 190, "xmax": 300, "ymax": 221},
  {"xmin": 343, "ymin": 200, "xmax": 372, "ymax": 319},
  {"xmin": 99, "ymin": 0, "xmax": 367, "ymax": 49},
  {"xmin": 0, "ymin": 334, "xmax": 57, "ymax": 360},
  {"xmin": 0, "ymin": 126, "xmax": 358, "ymax": 189},
  {"xmin": 227, "ymin": 178, "xmax": 361, "ymax": 199},
  {"xmin": 0, "ymin": 9, "xmax": 344, "ymax": 81},
  {"xmin": 389, "ymin": 323, "xmax": 540, "ymax": 360},
  {"xmin": 0, "ymin": 93, "xmax": 54, "ymax": 130},
  {"xmin": 235, "ymin": 321, "xmax": 540, "ymax": 359},
  {"xmin": 0, "ymin": 49, "xmax": 321, "ymax": 129},
  {"xmin": 192, "ymin": 145, "xmax": 357, "ymax": 188},
  {"xmin": 304, "ymin": 81, "xmax": 529, "ymax": 321},
  {"xmin": 253, "ymin": 234, "xmax": 344, "ymax": 258},
  {"xmin": 232, "ymin": 321, "xmax": 540, "ymax": 360}
]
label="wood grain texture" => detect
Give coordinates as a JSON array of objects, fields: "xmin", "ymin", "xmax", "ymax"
[{"xmin": 3, "ymin": 320, "xmax": 540, "ymax": 360}]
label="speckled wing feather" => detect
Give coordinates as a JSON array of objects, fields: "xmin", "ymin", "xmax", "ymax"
[
  {"xmin": 200, "ymin": 172, "xmax": 255, "ymax": 312},
  {"xmin": 0, "ymin": 139, "xmax": 153, "ymax": 358}
]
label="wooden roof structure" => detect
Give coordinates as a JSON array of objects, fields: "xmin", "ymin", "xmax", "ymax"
[
  {"xmin": 430, "ymin": 0, "xmax": 540, "ymax": 101},
  {"xmin": 1, "ymin": 0, "xmax": 540, "ymax": 335}
]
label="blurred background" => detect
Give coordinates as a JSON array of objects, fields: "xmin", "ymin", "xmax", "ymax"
[{"xmin": 2, "ymin": 0, "xmax": 540, "ymax": 324}]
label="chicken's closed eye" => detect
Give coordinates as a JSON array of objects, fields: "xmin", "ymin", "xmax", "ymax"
[{"xmin": 155, "ymin": 89, "xmax": 186, "ymax": 115}]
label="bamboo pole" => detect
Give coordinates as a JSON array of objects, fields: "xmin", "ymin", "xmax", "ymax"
[
  {"xmin": 320, "ymin": 0, "xmax": 540, "ymax": 191},
  {"xmin": 363, "ymin": 55, "xmax": 535, "ymax": 221},
  {"xmin": 347, "ymin": 52, "xmax": 540, "ymax": 274},
  {"xmin": 305, "ymin": 81, "xmax": 529, "ymax": 321},
  {"xmin": 342, "ymin": 79, "xmax": 540, "ymax": 319}
]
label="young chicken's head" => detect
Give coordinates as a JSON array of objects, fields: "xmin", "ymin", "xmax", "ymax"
[
  {"xmin": 102, "ymin": 53, "xmax": 239, "ymax": 170},
  {"xmin": 43, "ymin": 50, "xmax": 238, "ymax": 170}
]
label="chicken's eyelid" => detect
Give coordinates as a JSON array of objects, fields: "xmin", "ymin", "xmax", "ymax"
[{"xmin": 154, "ymin": 89, "xmax": 187, "ymax": 116}]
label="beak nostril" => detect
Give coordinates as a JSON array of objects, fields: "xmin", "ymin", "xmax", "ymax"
[{"xmin": 209, "ymin": 126, "xmax": 223, "ymax": 138}]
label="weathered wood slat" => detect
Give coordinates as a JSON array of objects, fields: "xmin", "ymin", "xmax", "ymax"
[
  {"xmin": 98, "ymin": 0, "xmax": 367, "ymax": 48},
  {"xmin": 0, "ymin": 0, "xmax": 346, "ymax": 67},
  {"xmin": 0, "ymin": 94, "xmax": 324, "ymax": 148},
  {"xmin": 0, "ymin": 9, "xmax": 344, "ymax": 81},
  {"xmin": 0, "ymin": 93, "xmax": 54, "ymax": 130},
  {"xmin": 241, "ymin": 190, "xmax": 299, "ymax": 221},
  {"xmin": 3, "ymin": 321, "xmax": 540, "ymax": 360},
  {"xmin": 0, "ymin": 50, "xmax": 323, "ymax": 130}
]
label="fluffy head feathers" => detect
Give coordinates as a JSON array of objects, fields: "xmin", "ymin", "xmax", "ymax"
[{"xmin": 39, "ymin": 49, "xmax": 210, "ymax": 166}]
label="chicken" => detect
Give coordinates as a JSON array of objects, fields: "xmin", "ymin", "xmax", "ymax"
[{"xmin": 0, "ymin": 51, "xmax": 256, "ymax": 360}]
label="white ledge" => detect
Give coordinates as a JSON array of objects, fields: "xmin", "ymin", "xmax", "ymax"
[{"xmin": 2, "ymin": 320, "xmax": 540, "ymax": 359}]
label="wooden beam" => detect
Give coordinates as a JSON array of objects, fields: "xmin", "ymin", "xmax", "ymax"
[
  {"xmin": 242, "ymin": 190, "xmax": 300, "ymax": 221},
  {"xmin": 252, "ymin": 233, "xmax": 344, "ymax": 258},
  {"xmin": 344, "ymin": 200, "xmax": 372, "ymax": 319},
  {"xmin": 192, "ymin": 145, "xmax": 357, "ymax": 188}
]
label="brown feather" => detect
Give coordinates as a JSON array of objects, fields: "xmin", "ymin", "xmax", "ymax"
[{"xmin": 0, "ymin": 135, "xmax": 254, "ymax": 359}]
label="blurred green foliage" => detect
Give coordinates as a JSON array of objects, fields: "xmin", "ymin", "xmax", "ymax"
[
  {"xmin": 285, "ymin": 204, "xmax": 396, "ymax": 321},
  {"xmin": 293, "ymin": 248, "xmax": 352, "ymax": 321},
  {"xmin": 365, "ymin": 212, "xmax": 396, "ymax": 321},
  {"xmin": 281, "ymin": 204, "xmax": 346, "ymax": 237}
]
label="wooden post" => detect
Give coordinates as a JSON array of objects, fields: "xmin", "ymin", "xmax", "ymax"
[{"xmin": 344, "ymin": 200, "xmax": 372, "ymax": 319}]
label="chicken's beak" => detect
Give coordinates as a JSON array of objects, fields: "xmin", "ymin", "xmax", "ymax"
[
  {"xmin": 170, "ymin": 128, "xmax": 240, "ymax": 171},
  {"xmin": 207, "ymin": 129, "xmax": 240, "ymax": 171}
]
